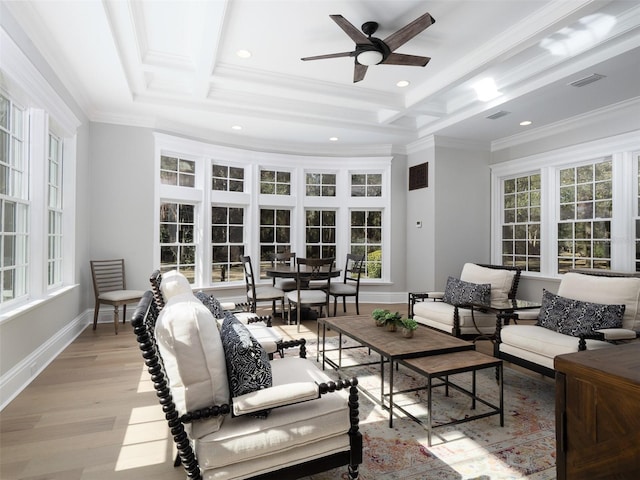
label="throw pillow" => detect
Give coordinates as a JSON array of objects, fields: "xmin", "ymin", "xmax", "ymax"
[
  {"xmin": 220, "ymin": 311, "xmax": 273, "ymax": 418},
  {"xmin": 442, "ymin": 277, "xmax": 491, "ymax": 306},
  {"xmin": 537, "ymin": 289, "xmax": 626, "ymax": 336},
  {"xmin": 195, "ymin": 291, "xmax": 223, "ymax": 318},
  {"xmin": 536, "ymin": 289, "xmax": 567, "ymax": 331}
]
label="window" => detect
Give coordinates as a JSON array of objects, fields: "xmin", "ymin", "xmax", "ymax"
[
  {"xmin": 351, "ymin": 210, "xmax": 382, "ymax": 278},
  {"xmin": 306, "ymin": 173, "xmax": 336, "ymax": 197},
  {"xmin": 155, "ymin": 134, "xmax": 392, "ymax": 286},
  {"xmin": 501, "ymin": 174, "xmax": 541, "ymax": 272},
  {"xmin": 260, "ymin": 169, "xmax": 290, "ymax": 195},
  {"xmin": 558, "ymin": 159, "xmax": 612, "ymax": 273},
  {"xmin": 47, "ymin": 133, "xmax": 63, "ymax": 287},
  {"xmin": 351, "ymin": 173, "xmax": 382, "ymax": 197},
  {"xmin": 211, "ymin": 206, "xmax": 244, "ymax": 283},
  {"xmin": 160, "ymin": 155, "xmax": 195, "ymax": 187},
  {"xmin": 305, "ymin": 209, "xmax": 336, "ymax": 258},
  {"xmin": 0, "ymin": 93, "xmax": 28, "ymax": 304},
  {"xmin": 212, "ymin": 164, "xmax": 244, "ymax": 192},
  {"xmin": 259, "ymin": 208, "xmax": 291, "ymax": 272},
  {"xmin": 492, "ymin": 133, "xmax": 638, "ymax": 276},
  {"xmin": 159, "ymin": 202, "xmax": 196, "ymax": 282}
]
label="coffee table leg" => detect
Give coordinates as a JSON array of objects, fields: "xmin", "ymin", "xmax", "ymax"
[
  {"xmin": 472, "ymin": 370, "xmax": 477, "ymax": 409},
  {"xmin": 389, "ymin": 358, "xmax": 394, "ymax": 428},
  {"xmin": 321, "ymin": 323, "xmax": 326, "ymax": 370},
  {"xmin": 338, "ymin": 333, "xmax": 343, "ymax": 368},
  {"xmin": 499, "ymin": 363, "xmax": 504, "ymax": 427},
  {"xmin": 427, "ymin": 374, "xmax": 433, "ymax": 446}
]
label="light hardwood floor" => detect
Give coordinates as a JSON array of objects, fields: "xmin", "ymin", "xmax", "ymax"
[{"xmin": 0, "ymin": 302, "xmax": 506, "ymax": 480}]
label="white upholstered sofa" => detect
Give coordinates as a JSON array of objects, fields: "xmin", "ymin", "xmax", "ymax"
[
  {"xmin": 412, "ymin": 263, "xmax": 522, "ymax": 338},
  {"xmin": 133, "ymin": 271, "xmax": 362, "ymax": 480},
  {"xmin": 496, "ymin": 270, "xmax": 640, "ymax": 377}
]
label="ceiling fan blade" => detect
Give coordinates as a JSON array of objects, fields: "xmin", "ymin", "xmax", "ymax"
[
  {"xmin": 382, "ymin": 52, "xmax": 431, "ymax": 66},
  {"xmin": 383, "ymin": 12, "xmax": 435, "ymax": 52},
  {"xmin": 353, "ymin": 63, "xmax": 368, "ymax": 83},
  {"xmin": 330, "ymin": 14, "xmax": 373, "ymax": 45},
  {"xmin": 301, "ymin": 51, "xmax": 354, "ymax": 61}
]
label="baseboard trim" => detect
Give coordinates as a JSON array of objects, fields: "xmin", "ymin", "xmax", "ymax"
[{"xmin": 0, "ymin": 310, "xmax": 91, "ymax": 411}]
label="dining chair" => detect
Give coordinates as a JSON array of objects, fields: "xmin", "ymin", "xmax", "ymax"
[
  {"xmin": 329, "ymin": 253, "xmax": 365, "ymax": 316},
  {"xmin": 286, "ymin": 257, "xmax": 334, "ymax": 332},
  {"xmin": 271, "ymin": 251, "xmax": 297, "ymax": 292},
  {"xmin": 90, "ymin": 259, "xmax": 145, "ymax": 334},
  {"xmin": 241, "ymin": 255, "xmax": 285, "ymax": 316}
]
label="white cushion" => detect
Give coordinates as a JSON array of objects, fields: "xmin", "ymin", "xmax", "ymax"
[
  {"xmin": 214, "ymin": 317, "xmax": 282, "ymax": 355},
  {"xmin": 500, "ymin": 324, "xmax": 614, "ymax": 363},
  {"xmin": 329, "ymin": 283, "xmax": 357, "ymax": 295},
  {"xmin": 155, "ymin": 292, "xmax": 230, "ymax": 439},
  {"xmin": 287, "ymin": 290, "xmax": 327, "ymax": 304},
  {"xmin": 460, "ymin": 263, "xmax": 516, "ymax": 303},
  {"xmin": 412, "ymin": 300, "xmax": 497, "ymax": 334},
  {"xmin": 558, "ymin": 272, "xmax": 640, "ymax": 330},
  {"xmin": 196, "ymin": 356, "xmax": 349, "ymax": 477},
  {"xmin": 98, "ymin": 289, "xmax": 144, "ymax": 302},
  {"xmin": 250, "ymin": 285, "xmax": 284, "ymax": 301},
  {"xmin": 160, "ymin": 270, "xmax": 193, "ymax": 300}
]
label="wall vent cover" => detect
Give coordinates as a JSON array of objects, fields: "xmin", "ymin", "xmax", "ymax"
[
  {"xmin": 486, "ymin": 110, "xmax": 510, "ymax": 120},
  {"xmin": 568, "ymin": 73, "xmax": 606, "ymax": 87}
]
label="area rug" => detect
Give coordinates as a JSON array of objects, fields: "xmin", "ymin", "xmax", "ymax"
[{"xmin": 300, "ymin": 336, "xmax": 556, "ymax": 480}]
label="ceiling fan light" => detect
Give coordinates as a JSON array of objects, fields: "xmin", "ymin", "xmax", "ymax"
[{"xmin": 357, "ymin": 50, "xmax": 384, "ymax": 66}]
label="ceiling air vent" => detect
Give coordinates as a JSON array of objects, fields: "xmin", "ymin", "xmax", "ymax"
[
  {"xmin": 568, "ymin": 73, "xmax": 606, "ymax": 88},
  {"xmin": 486, "ymin": 110, "xmax": 510, "ymax": 120}
]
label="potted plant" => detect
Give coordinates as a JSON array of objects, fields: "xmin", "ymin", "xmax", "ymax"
[
  {"xmin": 400, "ymin": 317, "xmax": 418, "ymax": 338},
  {"xmin": 372, "ymin": 308, "xmax": 388, "ymax": 327},
  {"xmin": 383, "ymin": 311, "xmax": 403, "ymax": 332}
]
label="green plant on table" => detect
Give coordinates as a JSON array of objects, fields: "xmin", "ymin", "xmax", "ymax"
[{"xmin": 400, "ymin": 317, "xmax": 418, "ymax": 331}]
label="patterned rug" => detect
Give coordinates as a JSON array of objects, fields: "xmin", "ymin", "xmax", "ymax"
[{"xmin": 300, "ymin": 336, "xmax": 556, "ymax": 480}]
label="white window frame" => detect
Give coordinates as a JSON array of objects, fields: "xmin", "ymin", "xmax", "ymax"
[
  {"xmin": 0, "ymin": 27, "xmax": 79, "ymax": 317},
  {"xmin": 154, "ymin": 133, "xmax": 393, "ymax": 287},
  {"xmin": 490, "ymin": 131, "xmax": 639, "ymax": 276}
]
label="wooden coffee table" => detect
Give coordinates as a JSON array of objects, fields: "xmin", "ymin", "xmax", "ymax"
[
  {"xmin": 401, "ymin": 350, "xmax": 503, "ymax": 445},
  {"xmin": 317, "ymin": 315, "xmax": 475, "ymax": 427}
]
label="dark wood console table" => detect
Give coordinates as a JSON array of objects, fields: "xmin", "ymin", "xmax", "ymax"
[{"xmin": 555, "ymin": 343, "xmax": 640, "ymax": 479}]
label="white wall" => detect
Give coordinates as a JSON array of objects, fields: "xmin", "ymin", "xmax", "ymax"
[{"xmin": 406, "ymin": 137, "xmax": 491, "ymax": 292}]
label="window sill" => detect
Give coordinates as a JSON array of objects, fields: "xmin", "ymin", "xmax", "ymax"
[{"xmin": 0, "ymin": 284, "xmax": 79, "ymax": 326}]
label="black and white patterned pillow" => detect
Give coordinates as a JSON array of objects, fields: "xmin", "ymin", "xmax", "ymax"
[
  {"xmin": 536, "ymin": 289, "xmax": 566, "ymax": 331},
  {"xmin": 220, "ymin": 312, "xmax": 272, "ymax": 417},
  {"xmin": 195, "ymin": 291, "xmax": 223, "ymax": 318},
  {"xmin": 442, "ymin": 277, "xmax": 491, "ymax": 306},
  {"xmin": 537, "ymin": 289, "xmax": 625, "ymax": 336}
]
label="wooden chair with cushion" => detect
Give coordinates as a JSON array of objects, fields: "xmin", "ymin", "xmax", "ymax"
[
  {"xmin": 329, "ymin": 253, "xmax": 365, "ymax": 316},
  {"xmin": 287, "ymin": 257, "xmax": 334, "ymax": 332},
  {"xmin": 271, "ymin": 251, "xmax": 297, "ymax": 292},
  {"xmin": 90, "ymin": 259, "xmax": 145, "ymax": 334},
  {"xmin": 241, "ymin": 255, "xmax": 285, "ymax": 316}
]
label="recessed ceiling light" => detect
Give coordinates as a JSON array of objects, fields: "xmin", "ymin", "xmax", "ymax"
[
  {"xmin": 329, "ymin": 137, "xmax": 339, "ymax": 142},
  {"xmin": 396, "ymin": 80, "xmax": 410, "ymax": 88},
  {"xmin": 236, "ymin": 49, "xmax": 252, "ymax": 59},
  {"xmin": 520, "ymin": 120, "xmax": 532, "ymax": 126},
  {"xmin": 232, "ymin": 125, "xmax": 242, "ymax": 130}
]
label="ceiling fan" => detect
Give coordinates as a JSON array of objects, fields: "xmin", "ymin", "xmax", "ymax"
[{"xmin": 301, "ymin": 12, "xmax": 436, "ymax": 83}]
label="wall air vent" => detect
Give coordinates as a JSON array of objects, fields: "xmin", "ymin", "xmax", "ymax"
[
  {"xmin": 486, "ymin": 110, "xmax": 510, "ymax": 120},
  {"xmin": 568, "ymin": 73, "xmax": 606, "ymax": 87}
]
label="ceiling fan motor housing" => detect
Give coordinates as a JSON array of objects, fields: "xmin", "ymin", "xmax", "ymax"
[{"xmin": 355, "ymin": 38, "xmax": 390, "ymax": 65}]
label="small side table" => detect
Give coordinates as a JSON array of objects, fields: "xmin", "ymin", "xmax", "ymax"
[{"xmin": 408, "ymin": 291, "xmax": 444, "ymax": 317}]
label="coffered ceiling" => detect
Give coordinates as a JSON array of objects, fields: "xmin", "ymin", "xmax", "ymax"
[{"xmin": 4, "ymin": 0, "xmax": 640, "ymax": 151}]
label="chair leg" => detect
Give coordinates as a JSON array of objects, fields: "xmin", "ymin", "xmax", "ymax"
[
  {"xmin": 355, "ymin": 297, "xmax": 360, "ymax": 315},
  {"xmin": 123, "ymin": 305, "xmax": 127, "ymax": 323},
  {"xmin": 342, "ymin": 297, "xmax": 347, "ymax": 313},
  {"xmin": 113, "ymin": 306, "xmax": 120, "ymax": 335},
  {"xmin": 93, "ymin": 304, "xmax": 100, "ymax": 330},
  {"xmin": 333, "ymin": 297, "xmax": 338, "ymax": 316}
]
